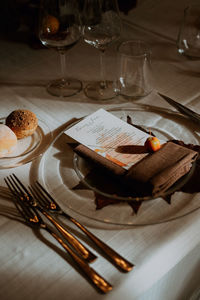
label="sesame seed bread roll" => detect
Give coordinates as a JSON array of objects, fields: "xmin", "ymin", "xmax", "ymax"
[{"xmin": 6, "ymin": 110, "xmax": 38, "ymax": 139}]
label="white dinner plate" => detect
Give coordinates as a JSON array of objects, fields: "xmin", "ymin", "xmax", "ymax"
[{"xmin": 40, "ymin": 105, "xmax": 200, "ymax": 226}]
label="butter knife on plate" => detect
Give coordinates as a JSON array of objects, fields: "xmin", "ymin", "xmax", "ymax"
[{"xmin": 158, "ymin": 93, "xmax": 200, "ymax": 126}]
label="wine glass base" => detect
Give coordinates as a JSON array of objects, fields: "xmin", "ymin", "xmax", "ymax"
[
  {"xmin": 47, "ymin": 78, "xmax": 82, "ymax": 97},
  {"xmin": 84, "ymin": 81, "xmax": 117, "ymax": 101}
]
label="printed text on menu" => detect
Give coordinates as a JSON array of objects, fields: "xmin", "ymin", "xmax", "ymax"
[{"xmin": 65, "ymin": 108, "xmax": 150, "ymax": 170}]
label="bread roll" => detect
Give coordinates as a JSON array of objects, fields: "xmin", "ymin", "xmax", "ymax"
[{"xmin": 6, "ymin": 110, "xmax": 38, "ymax": 139}]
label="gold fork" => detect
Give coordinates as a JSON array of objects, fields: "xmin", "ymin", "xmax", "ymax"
[
  {"xmin": 5, "ymin": 177, "xmax": 112, "ymax": 294},
  {"xmin": 29, "ymin": 181, "xmax": 134, "ymax": 272},
  {"xmin": 5, "ymin": 174, "xmax": 97, "ymax": 263}
]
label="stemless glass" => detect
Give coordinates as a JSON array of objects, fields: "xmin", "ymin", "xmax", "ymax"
[
  {"xmin": 118, "ymin": 40, "xmax": 153, "ymax": 100},
  {"xmin": 38, "ymin": 0, "xmax": 82, "ymax": 97},
  {"xmin": 82, "ymin": 0, "xmax": 121, "ymax": 100}
]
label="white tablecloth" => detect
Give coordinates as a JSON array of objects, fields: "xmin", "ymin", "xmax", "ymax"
[{"xmin": 0, "ymin": 0, "xmax": 200, "ymax": 299}]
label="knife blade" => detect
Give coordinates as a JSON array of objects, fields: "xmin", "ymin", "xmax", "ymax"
[{"xmin": 158, "ymin": 93, "xmax": 200, "ymax": 126}]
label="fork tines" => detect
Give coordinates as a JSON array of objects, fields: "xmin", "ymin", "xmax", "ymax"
[
  {"xmin": 31, "ymin": 181, "xmax": 58, "ymax": 210},
  {"xmin": 4, "ymin": 176, "xmax": 38, "ymax": 223},
  {"xmin": 9, "ymin": 173, "xmax": 33, "ymax": 202},
  {"xmin": 29, "ymin": 183, "xmax": 57, "ymax": 211}
]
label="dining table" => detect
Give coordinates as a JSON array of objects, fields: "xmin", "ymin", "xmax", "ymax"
[{"xmin": 1, "ymin": 0, "xmax": 200, "ymax": 299}]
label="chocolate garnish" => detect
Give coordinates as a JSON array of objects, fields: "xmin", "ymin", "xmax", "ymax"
[
  {"xmin": 127, "ymin": 115, "xmax": 155, "ymax": 136},
  {"xmin": 95, "ymin": 193, "xmax": 121, "ymax": 210},
  {"xmin": 162, "ymin": 194, "xmax": 172, "ymax": 205},
  {"xmin": 94, "ymin": 192, "xmax": 143, "ymax": 214},
  {"xmin": 72, "ymin": 182, "xmax": 87, "ymax": 190},
  {"xmin": 128, "ymin": 200, "xmax": 142, "ymax": 214}
]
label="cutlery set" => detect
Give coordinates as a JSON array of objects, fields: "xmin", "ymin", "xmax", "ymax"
[{"xmin": 4, "ymin": 174, "xmax": 134, "ymax": 294}]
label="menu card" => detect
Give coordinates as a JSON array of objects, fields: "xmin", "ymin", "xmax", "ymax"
[{"xmin": 65, "ymin": 109, "xmax": 151, "ymax": 170}]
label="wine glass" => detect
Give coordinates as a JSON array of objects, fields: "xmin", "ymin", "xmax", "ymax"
[
  {"xmin": 177, "ymin": 4, "xmax": 200, "ymax": 58},
  {"xmin": 82, "ymin": 0, "xmax": 121, "ymax": 100},
  {"xmin": 38, "ymin": 0, "xmax": 82, "ymax": 97}
]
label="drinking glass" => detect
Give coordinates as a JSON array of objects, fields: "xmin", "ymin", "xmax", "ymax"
[
  {"xmin": 118, "ymin": 40, "xmax": 153, "ymax": 100},
  {"xmin": 82, "ymin": 0, "xmax": 121, "ymax": 100},
  {"xmin": 38, "ymin": 0, "xmax": 82, "ymax": 97},
  {"xmin": 177, "ymin": 4, "xmax": 200, "ymax": 58}
]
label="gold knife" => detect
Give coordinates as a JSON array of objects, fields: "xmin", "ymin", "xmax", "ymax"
[{"xmin": 158, "ymin": 93, "xmax": 200, "ymax": 126}]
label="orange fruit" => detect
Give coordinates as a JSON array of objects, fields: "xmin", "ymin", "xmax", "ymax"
[
  {"xmin": 44, "ymin": 15, "xmax": 59, "ymax": 35},
  {"xmin": 144, "ymin": 136, "xmax": 161, "ymax": 152}
]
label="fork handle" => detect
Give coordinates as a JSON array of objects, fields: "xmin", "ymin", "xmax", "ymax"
[
  {"xmin": 45, "ymin": 226, "xmax": 112, "ymax": 294},
  {"xmin": 39, "ymin": 208, "xmax": 97, "ymax": 263},
  {"xmin": 65, "ymin": 214, "xmax": 134, "ymax": 272}
]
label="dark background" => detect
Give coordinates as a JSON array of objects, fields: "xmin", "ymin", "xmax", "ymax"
[{"xmin": 0, "ymin": 0, "xmax": 137, "ymax": 41}]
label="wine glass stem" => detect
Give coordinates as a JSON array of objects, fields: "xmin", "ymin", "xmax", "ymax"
[
  {"xmin": 60, "ymin": 51, "xmax": 66, "ymax": 83},
  {"xmin": 100, "ymin": 49, "xmax": 106, "ymax": 89}
]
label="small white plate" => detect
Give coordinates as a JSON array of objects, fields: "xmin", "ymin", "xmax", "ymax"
[{"xmin": 0, "ymin": 117, "xmax": 52, "ymax": 169}]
